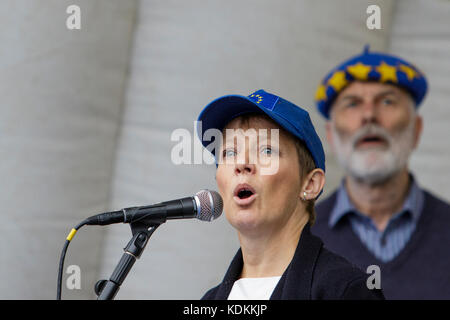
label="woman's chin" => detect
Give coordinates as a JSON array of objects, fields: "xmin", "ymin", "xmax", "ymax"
[{"xmin": 226, "ymin": 209, "xmax": 265, "ymax": 235}]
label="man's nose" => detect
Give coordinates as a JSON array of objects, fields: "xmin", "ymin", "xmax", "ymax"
[{"xmin": 361, "ymin": 101, "xmax": 379, "ymax": 124}]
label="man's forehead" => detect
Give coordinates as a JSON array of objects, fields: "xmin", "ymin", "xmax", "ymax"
[{"xmin": 337, "ymin": 81, "xmax": 407, "ymax": 98}]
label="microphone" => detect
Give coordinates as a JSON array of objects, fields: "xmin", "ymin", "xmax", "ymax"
[{"xmin": 85, "ymin": 189, "xmax": 223, "ymax": 226}]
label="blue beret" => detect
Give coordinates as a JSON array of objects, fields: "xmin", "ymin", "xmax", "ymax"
[{"xmin": 315, "ymin": 45, "xmax": 428, "ymax": 119}]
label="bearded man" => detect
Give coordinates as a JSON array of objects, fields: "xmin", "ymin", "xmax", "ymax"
[{"xmin": 311, "ymin": 46, "xmax": 450, "ymax": 299}]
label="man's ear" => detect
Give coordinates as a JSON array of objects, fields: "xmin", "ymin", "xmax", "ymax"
[
  {"xmin": 301, "ymin": 168, "xmax": 326, "ymax": 200},
  {"xmin": 413, "ymin": 115, "xmax": 423, "ymax": 149}
]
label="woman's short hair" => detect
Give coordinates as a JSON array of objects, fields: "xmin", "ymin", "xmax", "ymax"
[{"xmin": 293, "ymin": 138, "xmax": 317, "ymax": 225}]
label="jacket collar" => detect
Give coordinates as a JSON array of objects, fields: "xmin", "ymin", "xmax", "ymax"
[{"xmin": 215, "ymin": 223, "xmax": 323, "ymax": 300}]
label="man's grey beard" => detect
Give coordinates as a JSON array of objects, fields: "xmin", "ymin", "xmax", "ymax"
[{"xmin": 331, "ymin": 121, "xmax": 416, "ymax": 185}]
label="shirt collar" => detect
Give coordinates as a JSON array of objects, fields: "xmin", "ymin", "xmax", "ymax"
[{"xmin": 328, "ymin": 174, "xmax": 424, "ymax": 228}]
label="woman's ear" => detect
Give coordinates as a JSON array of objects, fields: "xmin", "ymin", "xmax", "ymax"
[{"xmin": 301, "ymin": 169, "xmax": 326, "ymax": 200}]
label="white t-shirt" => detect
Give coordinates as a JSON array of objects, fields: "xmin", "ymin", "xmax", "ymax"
[{"xmin": 227, "ymin": 276, "xmax": 282, "ymax": 300}]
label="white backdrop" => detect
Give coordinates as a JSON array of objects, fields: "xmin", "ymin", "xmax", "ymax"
[
  {"xmin": 389, "ymin": 0, "xmax": 450, "ymax": 199},
  {"xmin": 1, "ymin": 0, "xmax": 449, "ymax": 299},
  {"xmin": 0, "ymin": 0, "xmax": 137, "ymax": 299}
]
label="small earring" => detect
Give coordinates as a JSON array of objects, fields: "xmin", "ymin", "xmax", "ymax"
[{"xmin": 302, "ymin": 191, "xmax": 307, "ymax": 201}]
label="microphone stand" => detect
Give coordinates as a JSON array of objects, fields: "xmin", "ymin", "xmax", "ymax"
[{"xmin": 95, "ymin": 220, "xmax": 161, "ymax": 300}]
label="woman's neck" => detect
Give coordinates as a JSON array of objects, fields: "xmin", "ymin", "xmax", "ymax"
[{"xmin": 238, "ymin": 212, "xmax": 308, "ymax": 279}]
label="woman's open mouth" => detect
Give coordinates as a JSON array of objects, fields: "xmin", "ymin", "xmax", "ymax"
[{"xmin": 233, "ymin": 184, "xmax": 257, "ymax": 206}]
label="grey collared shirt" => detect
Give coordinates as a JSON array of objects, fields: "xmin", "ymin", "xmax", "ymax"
[{"xmin": 328, "ymin": 177, "xmax": 425, "ymax": 263}]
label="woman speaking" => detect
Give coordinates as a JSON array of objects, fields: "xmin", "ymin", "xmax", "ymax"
[{"xmin": 197, "ymin": 89, "xmax": 384, "ymax": 300}]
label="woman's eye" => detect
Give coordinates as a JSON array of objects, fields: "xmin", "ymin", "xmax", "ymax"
[
  {"xmin": 261, "ymin": 147, "xmax": 272, "ymax": 155},
  {"xmin": 223, "ymin": 149, "xmax": 236, "ymax": 157}
]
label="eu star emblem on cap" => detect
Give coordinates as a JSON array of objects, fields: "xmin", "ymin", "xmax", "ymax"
[
  {"xmin": 197, "ymin": 89, "xmax": 325, "ymax": 172},
  {"xmin": 314, "ymin": 45, "xmax": 428, "ymax": 119},
  {"xmin": 247, "ymin": 91, "xmax": 279, "ymax": 110}
]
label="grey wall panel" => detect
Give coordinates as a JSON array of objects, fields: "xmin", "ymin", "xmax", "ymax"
[
  {"xmin": 388, "ymin": 0, "xmax": 450, "ymax": 202},
  {"xmin": 0, "ymin": 1, "xmax": 137, "ymax": 299},
  {"xmin": 102, "ymin": 0, "xmax": 394, "ymax": 299}
]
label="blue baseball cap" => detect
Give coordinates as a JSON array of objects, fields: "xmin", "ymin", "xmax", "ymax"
[
  {"xmin": 315, "ymin": 45, "xmax": 428, "ymax": 119},
  {"xmin": 197, "ymin": 89, "xmax": 326, "ymax": 172}
]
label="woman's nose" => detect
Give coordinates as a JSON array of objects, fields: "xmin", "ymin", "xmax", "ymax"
[{"xmin": 234, "ymin": 161, "xmax": 256, "ymax": 175}]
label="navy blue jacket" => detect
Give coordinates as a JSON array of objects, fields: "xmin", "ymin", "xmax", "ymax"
[
  {"xmin": 312, "ymin": 189, "xmax": 450, "ymax": 299},
  {"xmin": 202, "ymin": 224, "xmax": 384, "ymax": 300}
]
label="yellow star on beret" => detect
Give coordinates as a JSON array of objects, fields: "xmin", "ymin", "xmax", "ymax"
[
  {"xmin": 376, "ymin": 62, "xmax": 398, "ymax": 83},
  {"xmin": 315, "ymin": 84, "xmax": 327, "ymax": 101},
  {"xmin": 398, "ymin": 64, "xmax": 418, "ymax": 81},
  {"xmin": 346, "ymin": 62, "xmax": 372, "ymax": 81},
  {"xmin": 327, "ymin": 71, "xmax": 348, "ymax": 92}
]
